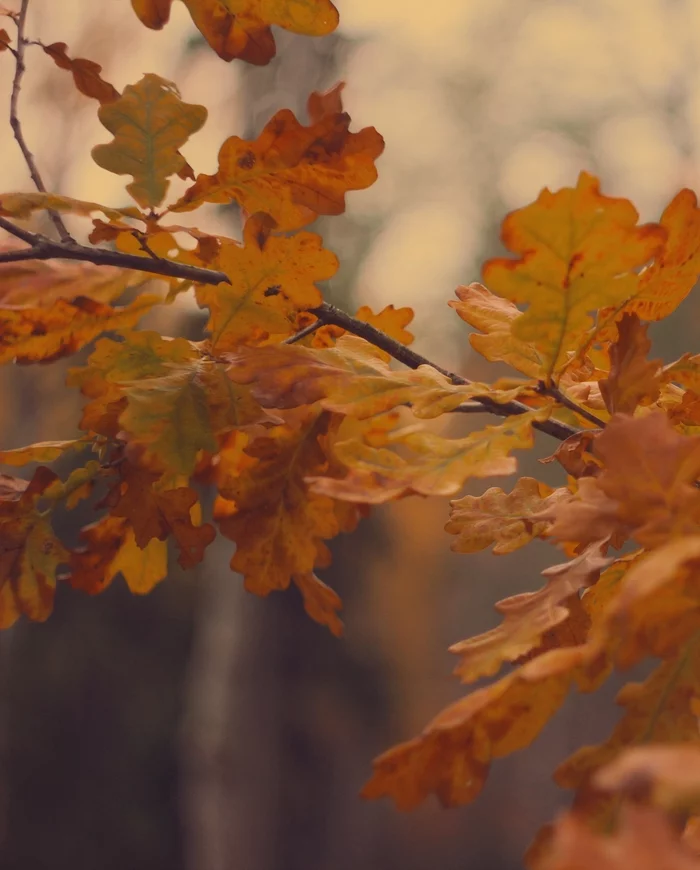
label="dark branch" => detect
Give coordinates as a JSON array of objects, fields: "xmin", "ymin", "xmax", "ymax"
[
  {"xmin": 283, "ymin": 319, "xmax": 324, "ymax": 344},
  {"xmin": 537, "ymin": 381, "xmax": 606, "ymax": 428},
  {"xmin": 312, "ymin": 303, "xmax": 579, "ymax": 442},
  {"xmin": 0, "ymin": 219, "xmax": 578, "ymax": 442},
  {"xmin": 10, "ymin": 0, "xmax": 72, "ymax": 243}
]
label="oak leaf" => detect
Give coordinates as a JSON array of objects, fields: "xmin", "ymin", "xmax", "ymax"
[
  {"xmin": 131, "ymin": 0, "xmax": 339, "ymax": 64},
  {"xmin": 309, "ymin": 407, "xmax": 551, "ymax": 502},
  {"xmin": 449, "ymin": 543, "xmax": 610, "ymax": 683},
  {"xmin": 0, "ymin": 294, "xmax": 159, "ymax": 364},
  {"xmin": 447, "ymin": 477, "xmax": 570, "ymax": 555},
  {"xmin": 0, "ymin": 468, "xmax": 69, "ymax": 628},
  {"xmin": 92, "ymin": 74, "xmax": 207, "ymax": 209},
  {"xmin": 482, "ymin": 172, "xmax": 666, "ymax": 380},
  {"xmin": 40, "ymin": 42, "xmax": 119, "ymax": 103},
  {"xmin": 598, "ymin": 314, "xmax": 661, "ymax": 415},
  {"xmin": 216, "ymin": 410, "xmax": 341, "ymax": 595},
  {"xmin": 293, "ymin": 572, "xmax": 343, "ymax": 637},
  {"xmin": 227, "ymin": 334, "xmax": 481, "ymax": 419},
  {"xmin": 196, "ymin": 215, "xmax": 337, "ymax": 349},
  {"xmin": 171, "ymin": 84, "xmax": 384, "ymax": 230}
]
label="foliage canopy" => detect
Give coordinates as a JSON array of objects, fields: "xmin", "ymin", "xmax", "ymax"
[{"xmin": 3, "ymin": 1, "xmax": 700, "ymax": 866}]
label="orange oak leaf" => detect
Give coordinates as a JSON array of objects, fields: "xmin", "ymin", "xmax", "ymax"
[
  {"xmin": 446, "ymin": 477, "xmax": 570, "ymax": 555},
  {"xmin": 106, "ymin": 463, "xmax": 214, "ymax": 568},
  {"xmin": 105, "ymin": 527, "xmax": 168, "ymax": 594},
  {"xmin": 196, "ymin": 214, "xmax": 337, "ymax": 349},
  {"xmin": 131, "ymin": 0, "xmax": 339, "ymax": 64},
  {"xmin": 227, "ymin": 334, "xmax": 481, "ymax": 420},
  {"xmin": 0, "ymin": 439, "xmax": 87, "ymax": 466},
  {"xmin": 482, "ymin": 173, "xmax": 666, "ymax": 380},
  {"xmin": 598, "ymin": 314, "xmax": 661, "ymax": 415},
  {"xmin": 362, "ymin": 643, "xmax": 604, "ymax": 810},
  {"xmin": 0, "ymin": 294, "xmax": 160, "ymax": 364},
  {"xmin": 0, "ymin": 29, "xmax": 10, "ymax": 51},
  {"xmin": 355, "ymin": 304, "xmax": 415, "ymax": 348},
  {"xmin": 40, "ymin": 42, "xmax": 119, "ymax": 104},
  {"xmin": 309, "ymin": 407, "xmax": 551, "ymax": 503},
  {"xmin": 543, "ymin": 806, "xmax": 700, "ymax": 870},
  {"xmin": 546, "ymin": 414, "xmax": 700, "ymax": 550},
  {"xmin": 215, "ymin": 411, "xmax": 342, "ymax": 595},
  {"xmin": 92, "ymin": 74, "xmax": 207, "ymax": 209},
  {"xmin": 0, "ymin": 192, "xmax": 136, "ymax": 223},
  {"xmin": 449, "ymin": 283, "xmax": 543, "ymax": 377},
  {"xmin": 171, "ymin": 84, "xmax": 384, "ymax": 230},
  {"xmin": 614, "ymin": 188, "xmax": 700, "ymax": 322},
  {"xmin": 293, "ymin": 572, "xmax": 343, "ymax": 637},
  {"xmin": 0, "ymin": 468, "xmax": 69, "ymax": 629},
  {"xmin": 449, "ymin": 543, "xmax": 610, "ymax": 684}
]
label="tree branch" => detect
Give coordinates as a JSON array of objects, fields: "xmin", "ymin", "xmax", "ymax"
[
  {"xmin": 0, "ymin": 217, "xmax": 578, "ymax": 442},
  {"xmin": 537, "ymin": 381, "xmax": 606, "ymax": 428},
  {"xmin": 311, "ymin": 303, "xmax": 579, "ymax": 442},
  {"xmin": 10, "ymin": 0, "xmax": 72, "ymax": 243}
]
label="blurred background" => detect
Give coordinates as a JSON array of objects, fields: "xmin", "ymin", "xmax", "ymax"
[{"xmin": 0, "ymin": 1, "xmax": 699, "ymax": 868}]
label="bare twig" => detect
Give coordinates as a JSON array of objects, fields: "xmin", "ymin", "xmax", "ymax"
[
  {"xmin": 537, "ymin": 381, "xmax": 606, "ymax": 428},
  {"xmin": 0, "ymin": 214, "xmax": 44, "ymax": 246},
  {"xmin": 10, "ymin": 0, "xmax": 72, "ymax": 242},
  {"xmin": 283, "ymin": 319, "xmax": 324, "ymax": 344}
]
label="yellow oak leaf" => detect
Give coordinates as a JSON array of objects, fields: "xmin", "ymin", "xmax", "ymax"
[
  {"xmin": 449, "ymin": 543, "xmax": 610, "ymax": 684},
  {"xmin": 449, "ymin": 282, "xmax": 543, "ymax": 377},
  {"xmin": 0, "ymin": 192, "xmax": 135, "ymax": 223},
  {"xmin": 309, "ymin": 407, "xmax": 551, "ymax": 502},
  {"xmin": 106, "ymin": 527, "xmax": 168, "ymax": 595},
  {"xmin": 482, "ymin": 172, "xmax": 666, "ymax": 380},
  {"xmin": 171, "ymin": 84, "xmax": 384, "ymax": 230},
  {"xmin": 196, "ymin": 214, "xmax": 337, "ymax": 349},
  {"xmin": 227, "ymin": 334, "xmax": 481, "ymax": 419},
  {"xmin": 92, "ymin": 73, "xmax": 207, "ymax": 209},
  {"xmin": 0, "ymin": 439, "xmax": 87, "ymax": 466},
  {"xmin": 446, "ymin": 476, "xmax": 570, "ymax": 555},
  {"xmin": 0, "ymin": 294, "xmax": 159, "ymax": 364}
]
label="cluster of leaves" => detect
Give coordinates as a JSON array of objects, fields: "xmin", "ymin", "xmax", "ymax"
[{"xmin": 4, "ymin": 1, "xmax": 700, "ymax": 867}]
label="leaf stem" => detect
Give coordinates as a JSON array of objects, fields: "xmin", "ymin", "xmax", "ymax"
[{"xmin": 10, "ymin": 0, "xmax": 73, "ymax": 243}]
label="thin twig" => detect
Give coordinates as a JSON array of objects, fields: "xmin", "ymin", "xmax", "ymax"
[
  {"xmin": 537, "ymin": 381, "xmax": 606, "ymax": 428},
  {"xmin": 0, "ymin": 219, "xmax": 579, "ymax": 442},
  {"xmin": 283, "ymin": 319, "xmax": 324, "ymax": 344},
  {"xmin": 10, "ymin": 0, "xmax": 72, "ymax": 242},
  {"xmin": 311, "ymin": 303, "xmax": 579, "ymax": 441}
]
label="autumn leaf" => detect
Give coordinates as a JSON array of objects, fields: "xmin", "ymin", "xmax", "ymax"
[
  {"xmin": 92, "ymin": 74, "xmax": 207, "ymax": 209},
  {"xmin": 0, "ymin": 294, "xmax": 160, "ymax": 364},
  {"xmin": 227, "ymin": 334, "xmax": 481, "ymax": 419},
  {"xmin": 356, "ymin": 304, "xmax": 415, "ymax": 348},
  {"xmin": 40, "ymin": 42, "xmax": 119, "ymax": 103},
  {"xmin": 293, "ymin": 572, "xmax": 343, "ymax": 637},
  {"xmin": 362, "ymin": 643, "xmax": 604, "ymax": 810},
  {"xmin": 482, "ymin": 172, "xmax": 666, "ymax": 380},
  {"xmin": 547, "ymin": 414, "xmax": 700, "ymax": 550},
  {"xmin": 0, "ymin": 468, "xmax": 69, "ymax": 629},
  {"xmin": 449, "ymin": 283, "xmax": 543, "ymax": 377},
  {"xmin": 614, "ymin": 188, "xmax": 700, "ymax": 322},
  {"xmin": 216, "ymin": 411, "xmax": 342, "ymax": 595},
  {"xmin": 196, "ymin": 214, "xmax": 337, "ymax": 349},
  {"xmin": 598, "ymin": 313, "xmax": 661, "ymax": 414},
  {"xmin": 105, "ymin": 527, "xmax": 168, "ymax": 594},
  {"xmin": 0, "ymin": 439, "xmax": 87, "ymax": 466},
  {"xmin": 0, "ymin": 192, "xmax": 135, "ymax": 223},
  {"xmin": 171, "ymin": 83, "xmax": 384, "ymax": 230},
  {"xmin": 309, "ymin": 407, "xmax": 551, "ymax": 503},
  {"xmin": 450, "ymin": 543, "xmax": 610, "ymax": 684},
  {"xmin": 131, "ymin": 0, "xmax": 339, "ymax": 64},
  {"xmin": 106, "ymin": 462, "xmax": 214, "ymax": 568},
  {"xmin": 0, "ymin": 240, "xmax": 149, "ymax": 306},
  {"xmin": 447, "ymin": 477, "xmax": 570, "ymax": 555}
]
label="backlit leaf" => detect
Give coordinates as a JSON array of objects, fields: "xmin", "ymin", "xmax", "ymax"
[
  {"xmin": 482, "ymin": 172, "xmax": 666, "ymax": 380},
  {"xmin": 92, "ymin": 73, "xmax": 207, "ymax": 209},
  {"xmin": 171, "ymin": 83, "xmax": 384, "ymax": 230}
]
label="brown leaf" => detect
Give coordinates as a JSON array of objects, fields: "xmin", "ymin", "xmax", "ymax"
[{"xmin": 599, "ymin": 313, "xmax": 661, "ymax": 414}]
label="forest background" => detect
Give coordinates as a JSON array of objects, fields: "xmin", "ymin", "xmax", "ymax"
[{"xmin": 0, "ymin": 1, "xmax": 698, "ymax": 869}]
